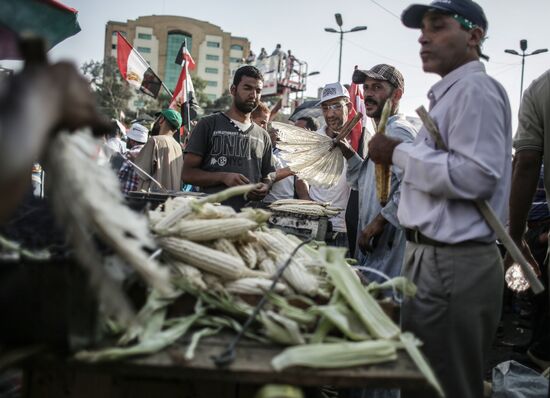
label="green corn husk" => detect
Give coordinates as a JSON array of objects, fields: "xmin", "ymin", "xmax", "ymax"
[
  {"xmin": 184, "ymin": 327, "xmax": 222, "ymax": 361},
  {"xmin": 400, "ymin": 333, "xmax": 444, "ymax": 397},
  {"xmin": 267, "ymin": 294, "xmax": 317, "ymax": 326},
  {"xmin": 313, "ymin": 302, "xmax": 371, "ymax": 341},
  {"xmin": 118, "ymin": 289, "xmax": 181, "ymax": 346},
  {"xmin": 323, "ymin": 247, "xmax": 400, "ymax": 340},
  {"xmin": 76, "ymin": 313, "xmax": 201, "ymax": 363},
  {"xmin": 261, "ymin": 311, "xmax": 305, "ymax": 345},
  {"xmin": 271, "ymin": 340, "xmax": 397, "ymax": 371},
  {"xmin": 366, "ymin": 276, "xmax": 417, "ymax": 298}
]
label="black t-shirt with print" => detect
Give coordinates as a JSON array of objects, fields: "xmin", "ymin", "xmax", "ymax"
[{"xmin": 185, "ymin": 113, "xmax": 275, "ymax": 208}]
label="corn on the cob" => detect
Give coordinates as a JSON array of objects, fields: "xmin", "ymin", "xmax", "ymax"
[
  {"xmin": 237, "ymin": 242, "xmax": 258, "ymax": 269},
  {"xmin": 323, "ymin": 247, "xmax": 400, "ymax": 340},
  {"xmin": 271, "ymin": 340, "xmax": 397, "ymax": 371},
  {"xmin": 256, "ymin": 231, "xmax": 319, "ymax": 296},
  {"xmin": 158, "ymin": 237, "xmax": 268, "ymax": 280},
  {"xmin": 375, "ymin": 99, "xmax": 393, "ymax": 205},
  {"xmin": 236, "ymin": 208, "xmax": 272, "ymax": 223},
  {"xmin": 162, "ymin": 218, "xmax": 258, "ymax": 241},
  {"xmin": 258, "ymin": 257, "xmax": 278, "ymax": 277},
  {"xmin": 167, "ymin": 259, "xmax": 207, "ymax": 291},
  {"xmin": 188, "ymin": 203, "xmax": 237, "ymax": 220},
  {"xmin": 269, "ymin": 204, "xmax": 329, "ymax": 217},
  {"xmin": 202, "ymin": 273, "xmax": 225, "ymax": 291},
  {"xmin": 270, "ymin": 199, "xmax": 331, "ymax": 207},
  {"xmin": 213, "ymin": 238, "xmax": 241, "ymax": 259},
  {"xmin": 254, "ymin": 244, "xmax": 268, "ymax": 264},
  {"xmin": 225, "ymin": 278, "xmax": 287, "ymax": 295}
]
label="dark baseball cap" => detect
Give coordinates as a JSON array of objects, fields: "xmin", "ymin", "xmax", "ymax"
[
  {"xmin": 401, "ymin": 0, "xmax": 488, "ymax": 31},
  {"xmin": 352, "ymin": 64, "xmax": 405, "ymax": 91}
]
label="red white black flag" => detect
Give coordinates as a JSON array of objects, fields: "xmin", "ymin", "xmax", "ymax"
[
  {"xmin": 169, "ymin": 40, "xmax": 197, "ymax": 110},
  {"xmin": 116, "ymin": 32, "xmax": 162, "ymax": 98}
]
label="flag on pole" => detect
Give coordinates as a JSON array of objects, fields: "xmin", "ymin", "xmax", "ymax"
[
  {"xmin": 116, "ymin": 32, "xmax": 162, "ymax": 98},
  {"xmin": 174, "ymin": 42, "xmax": 196, "ymax": 70},
  {"xmin": 347, "ymin": 66, "xmax": 368, "ymax": 153},
  {"xmin": 169, "ymin": 41, "xmax": 197, "ymax": 111},
  {"xmin": 169, "ymin": 67, "xmax": 196, "ymax": 110}
]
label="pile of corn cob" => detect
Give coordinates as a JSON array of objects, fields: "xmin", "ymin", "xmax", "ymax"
[
  {"xmin": 75, "ymin": 185, "xmax": 443, "ymax": 397},
  {"xmin": 268, "ymin": 199, "xmax": 344, "ymax": 218}
]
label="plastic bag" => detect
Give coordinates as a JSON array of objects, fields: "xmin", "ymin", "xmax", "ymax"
[{"xmin": 492, "ymin": 360, "xmax": 548, "ymax": 397}]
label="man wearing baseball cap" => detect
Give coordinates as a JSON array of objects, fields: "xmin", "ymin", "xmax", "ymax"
[
  {"xmin": 337, "ymin": 64, "xmax": 416, "ymax": 284},
  {"xmin": 367, "ymin": 1, "xmax": 512, "ymax": 397},
  {"xmin": 117, "ymin": 123, "xmax": 149, "ymax": 194},
  {"xmin": 308, "ymin": 82, "xmax": 354, "ymax": 248},
  {"xmin": 134, "ymin": 109, "xmax": 184, "ymax": 192}
]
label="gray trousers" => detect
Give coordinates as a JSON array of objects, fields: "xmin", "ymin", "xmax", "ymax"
[{"xmin": 400, "ymin": 242, "xmax": 503, "ymax": 398}]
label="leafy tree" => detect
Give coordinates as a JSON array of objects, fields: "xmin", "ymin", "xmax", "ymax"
[
  {"xmin": 205, "ymin": 89, "xmax": 232, "ymax": 114},
  {"xmin": 81, "ymin": 56, "xmax": 133, "ymax": 120}
]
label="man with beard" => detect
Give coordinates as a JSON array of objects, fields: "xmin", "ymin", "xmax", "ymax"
[
  {"xmin": 337, "ymin": 64, "xmax": 416, "ymax": 283},
  {"xmin": 133, "ymin": 109, "xmax": 183, "ymax": 192},
  {"xmin": 309, "ymin": 82, "xmax": 353, "ymax": 248},
  {"xmin": 182, "ymin": 65, "xmax": 275, "ymax": 209},
  {"xmin": 367, "ymin": 1, "xmax": 511, "ymax": 397}
]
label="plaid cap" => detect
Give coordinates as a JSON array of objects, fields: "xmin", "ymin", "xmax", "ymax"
[{"xmin": 352, "ymin": 64, "xmax": 405, "ymax": 91}]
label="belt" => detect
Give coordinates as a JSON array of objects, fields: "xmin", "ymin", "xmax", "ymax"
[
  {"xmin": 404, "ymin": 228, "xmax": 489, "ymax": 247},
  {"xmin": 405, "ymin": 229, "xmax": 448, "ymax": 247}
]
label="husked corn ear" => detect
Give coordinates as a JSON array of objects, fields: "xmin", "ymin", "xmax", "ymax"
[
  {"xmin": 238, "ymin": 243, "xmax": 258, "ymax": 269},
  {"xmin": 256, "ymin": 231, "xmax": 320, "ymax": 296},
  {"xmin": 375, "ymin": 99, "xmax": 393, "ymax": 206},
  {"xmin": 269, "ymin": 204, "xmax": 328, "ymax": 216},
  {"xmin": 189, "ymin": 203, "xmax": 237, "ymax": 219},
  {"xmin": 161, "ymin": 218, "xmax": 258, "ymax": 241},
  {"xmin": 202, "ymin": 273, "xmax": 224, "ymax": 291},
  {"xmin": 213, "ymin": 238, "xmax": 241, "ymax": 259},
  {"xmin": 270, "ymin": 199, "xmax": 330, "ymax": 207},
  {"xmin": 167, "ymin": 260, "xmax": 207, "ymax": 291},
  {"xmin": 158, "ymin": 237, "xmax": 268, "ymax": 280},
  {"xmin": 259, "ymin": 258, "xmax": 277, "ymax": 277},
  {"xmin": 254, "ymin": 244, "xmax": 269, "ymax": 263},
  {"xmin": 225, "ymin": 278, "xmax": 287, "ymax": 295},
  {"xmin": 237, "ymin": 208, "xmax": 272, "ymax": 223}
]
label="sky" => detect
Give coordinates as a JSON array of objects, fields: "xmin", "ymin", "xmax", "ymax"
[{"xmin": 5, "ymin": 0, "xmax": 550, "ymax": 129}]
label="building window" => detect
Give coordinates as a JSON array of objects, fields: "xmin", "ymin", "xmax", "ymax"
[
  {"xmin": 137, "ymin": 46, "xmax": 151, "ymax": 53},
  {"xmin": 112, "ymin": 44, "xmax": 116, "ymax": 49},
  {"xmin": 138, "ymin": 33, "xmax": 152, "ymax": 40},
  {"xmin": 206, "ymin": 81, "xmax": 218, "ymax": 87},
  {"xmin": 207, "ymin": 94, "xmax": 217, "ymax": 101},
  {"xmin": 205, "ymin": 67, "xmax": 218, "ymax": 74},
  {"xmin": 207, "ymin": 41, "xmax": 220, "ymax": 48},
  {"xmin": 230, "ymin": 57, "xmax": 241, "ymax": 63},
  {"xmin": 113, "ymin": 31, "xmax": 127, "ymax": 37},
  {"xmin": 206, "ymin": 54, "xmax": 220, "ymax": 61},
  {"xmin": 231, "ymin": 44, "xmax": 243, "ymax": 51},
  {"xmin": 164, "ymin": 31, "xmax": 193, "ymax": 90}
]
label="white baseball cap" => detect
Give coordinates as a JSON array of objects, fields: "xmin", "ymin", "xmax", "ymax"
[
  {"xmin": 127, "ymin": 123, "xmax": 149, "ymax": 144},
  {"xmin": 317, "ymin": 82, "xmax": 350, "ymax": 105}
]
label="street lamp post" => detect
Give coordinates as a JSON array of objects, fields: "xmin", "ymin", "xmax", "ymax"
[
  {"xmin": 324, "ymin": 13, "xmax": 367, "ymax": 83},
  {"xmin": 504, "ymin": 39, "xmax": 547, "ymax": 101}
]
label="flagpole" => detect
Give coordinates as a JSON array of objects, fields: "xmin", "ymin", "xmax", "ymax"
[{"xmin": 183, "ymin": 39, "xmax": 191, "ymax": 132}]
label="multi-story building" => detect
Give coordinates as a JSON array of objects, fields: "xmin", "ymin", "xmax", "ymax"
[{"xmin": 104, "ymin": 15, "xmax": 250, "ymax": 103}]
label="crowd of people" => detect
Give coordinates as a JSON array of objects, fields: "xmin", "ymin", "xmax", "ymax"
[{"xmin": 2, "ymin": 0, "xmax": 549, "ymax": 397}]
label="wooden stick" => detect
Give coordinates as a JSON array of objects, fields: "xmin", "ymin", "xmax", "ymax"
[
  {"xmin": 333, "ymin": 112, "xmax": 363, "ymax": 143},
  {"xmin": 415, "ymin": 105, "xmax": 544, "ymax": 294}
]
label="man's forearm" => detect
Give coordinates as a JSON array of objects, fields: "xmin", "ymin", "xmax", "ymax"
[
  {"xmin": 295, "ymin": 178, "xmax": 310, "ymax": 200},
  {"xmin": 508, "ymin": 150, "xmax": 542, "ymax": 241}
]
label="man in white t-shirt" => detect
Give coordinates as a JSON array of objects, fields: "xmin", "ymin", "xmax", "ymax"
[{"xmin": 309, "ymin": 82, "xmax": 353, "ymax": 248}]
